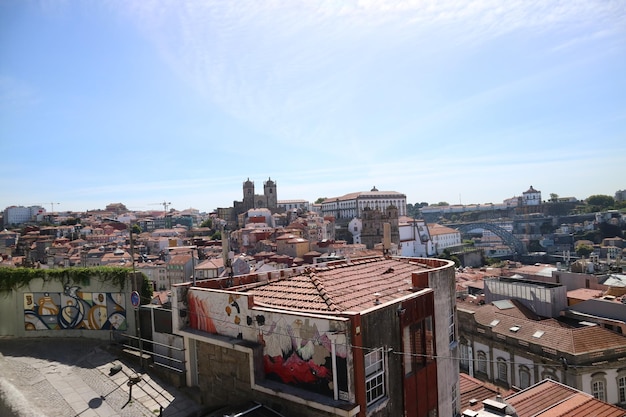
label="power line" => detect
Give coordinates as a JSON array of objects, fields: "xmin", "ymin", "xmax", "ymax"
[{"xmin": 156, "ymin": 303, "xmax": 602, "ymax": 370}]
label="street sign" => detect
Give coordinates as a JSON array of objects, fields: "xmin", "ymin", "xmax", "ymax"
[{"xmin": 131, "ymin": 291, "xmax": 140, "ymax": 308}]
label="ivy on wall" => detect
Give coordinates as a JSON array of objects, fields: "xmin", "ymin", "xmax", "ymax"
[{"xmin": 0, "ymin": 267, "xmax": 132, "ymax": 293}]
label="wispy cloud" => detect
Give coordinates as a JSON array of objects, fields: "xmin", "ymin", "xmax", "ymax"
[{"xmin": 112, "ymin": 0, "xmax": 623, "ymax": 149}]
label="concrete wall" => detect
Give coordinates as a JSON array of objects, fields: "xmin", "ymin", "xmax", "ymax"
[
  {"xmin": 484, "ymin": 278, "xmax": 567, "ymax": 318},
  {"xmin": 0, "ymin": 275, "xmax": 133, "ymax": 339},
  {"xmin": 426, "ymin": 259, "xmax": 459, "ymax": 417}
]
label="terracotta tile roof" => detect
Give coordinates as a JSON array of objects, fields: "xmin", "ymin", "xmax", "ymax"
[
  {"xmin": 427, "ymin": 223, "xmax": 459, "ymax": 236},
  {"xmin": 459, "ymin": 373, "xmax": 499, "ymax": 412},
  {"xmin": 462, "ymin": 300, "xmax": 626, "ymax": 355},
  {"xmin": 249, "ymin": 257, "xmax": 427, "ymax": 313},
  {"xmin": 505, "ymin": 379, "xmax": 626, "ymax": 417},
  {"xmin": 196, "ymin": 258, "xmax": 224, "ymax": 269},
  {"xmin": 169, "ymin": 254, "xmax": 192, "ymax": 265}
]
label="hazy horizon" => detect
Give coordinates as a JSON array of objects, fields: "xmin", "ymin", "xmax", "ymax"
[{"xmin": 2, "ymin": 1, "xmax": 624, "ymax": 213}]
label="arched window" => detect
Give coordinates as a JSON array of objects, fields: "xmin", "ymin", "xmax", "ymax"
[
  {"xmin": 476, "ymin": 351, "xmax": 487, "ymax": 374},
  {"xmin": 497, "ymin": 358, "xmax": 508, "ymax": 384},
  {"xmin": 592, "ymin": 380, "xmax": 606, "ymax": 402},
  {"xmin": 459, "ymin": 343, "xmax": 469, "ymax": 369},
  {"xmin": 518, "ymin": 366, "xmax": 531, "ymax": 389},
  {"xmin": 591, "ymin": 372, "xmax": 607, "ymax": 402}
]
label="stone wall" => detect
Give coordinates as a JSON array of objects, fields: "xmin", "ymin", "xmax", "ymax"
[{"xmin": 197, "ymin": 342, "xmax": 254, "ymax": 408}]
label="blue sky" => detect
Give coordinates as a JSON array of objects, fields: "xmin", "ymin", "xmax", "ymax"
[{"xmin": 1, "ymin": 1, "xmax": 625, "ymax": 213}]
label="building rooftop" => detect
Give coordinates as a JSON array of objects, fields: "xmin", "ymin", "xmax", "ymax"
[
  {"xmin": 458, "ymin": 299, "xmax": 626, "ymax": 356},
  {"xmin": 248, "ymin": 256, "xmax": 432, "ymax": 313},
  {"xmin": 504, "ymin": 379, "xmax": 626, "ymax": 417},
  {"xmin": 502, "ymin": 263, "xmax": 557, "ymax": 278},
  {"xmin": 427, "ymin": 223, "xmax": 460, "ymax": 236},
  {"xmin": 459, "ymin": 373, "xmax": 502, "ymax": 412}
]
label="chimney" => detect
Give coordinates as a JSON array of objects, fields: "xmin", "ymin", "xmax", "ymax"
[{"xmin": 383, "ymin": 223, "xmax": 391, "ymax": 255}]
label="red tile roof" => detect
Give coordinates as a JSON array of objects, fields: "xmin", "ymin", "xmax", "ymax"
[
  {"xmin": 459, "ymin": 300, "xmax": 626, "ymax": 355},
  {"xmin": 505, "ymin": 379, "xmax": 626, "ymax": 417},
  {"xmin": 249, "ymin": 257, "xmax": 428, "ymax": 313},
  {"xmin": 459, "ymin": 373, "xmax": 501, "ymax": 412}
]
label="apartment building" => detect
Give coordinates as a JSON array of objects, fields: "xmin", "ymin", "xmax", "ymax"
[
  {"xmin": 3, "ymin": 205, "xmax": 45, "ymax": 226},
  {"xmin": 171, "ymin": 256, "xmax": 458, "ymax": 417}
]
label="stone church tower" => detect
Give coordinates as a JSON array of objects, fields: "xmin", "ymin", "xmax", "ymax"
[
  {"xmin": 263, "ymin": 178, "xmax": 277, "ymax": 209},
  {"xmin": 360, "ymin": 205, "xmax": 399, "ymax": 250},
  {"xmin": 242, "ymin": 178, "xmax": 255, "ymax": 211},
  {"xmin": 239, "ymin": 177, "xmax": 278, "ymax": 211}
]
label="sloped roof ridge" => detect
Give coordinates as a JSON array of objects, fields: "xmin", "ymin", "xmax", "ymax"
[{"xmin": 309, "ymin": 272, "xmax": 339, "ymax": 311}]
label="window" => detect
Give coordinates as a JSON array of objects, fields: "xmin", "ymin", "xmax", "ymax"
[
  {"xmin": 460, "ymin": 343, "xmax": 469, "ymax": 369},
  {"xmin": 365, "ymin": 348, "xmax": 386, "ymax": 406},
  {"xmin": 497, "ymin": 358, "xmax": 508, "ymax": 383},
  {"xmin": 449, "ymin": 307, "xmax": 456, "ymax": 345},
  {"xmin": 519, "ymin": 366, "xmax": 531, "ymax": 389},
  {"xmin": 618, "ymin": 375, "xmax": 626, "ymax": 404},
  {"xmin": 592, "ymin": 380, "xmax": 606, "ymax": 402},
  {"xmin": 477, "ymin": 351, "xmax": 487, "ymax": 374},
  {"xmin": 451, "ymin": 383, "xmax": 458, "ymax": 415},
  {"xmin": 406, "ymin": 316, "xmax": 435, "ymax": 374}
]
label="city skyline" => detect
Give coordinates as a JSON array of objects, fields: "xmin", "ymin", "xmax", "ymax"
[{"xmin": 1, "ymin": 1, "xmax": 625, "ymax": 213}]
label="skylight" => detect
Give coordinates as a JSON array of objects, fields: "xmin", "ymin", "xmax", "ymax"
[
  {"xmin": 489, "ymin": 319, "xmax": 500, "ymax": 327},
  {"xmin": 509, "ymin": 326, "xmax": 520, "ymax": 333},
  {"xmin": 533, "ymin": 330, "xmax": 545, "ymax": 338}
]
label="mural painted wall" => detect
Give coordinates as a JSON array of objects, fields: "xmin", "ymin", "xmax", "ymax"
[
  {"xmin": 24, "ymin": 286, "xmax": 127, "ymax": 331},
  {"xmin": 187, "ymin": 289, "xmax": 350, "ymax": 399}
]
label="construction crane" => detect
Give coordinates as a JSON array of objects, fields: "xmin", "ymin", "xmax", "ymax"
[
  {"xmin": 150, "ymin": 201, "xmax": 172, "ymax": 212},
  {"xmin": 40, "ymin": 203, "xmax": 60, "ymax": 212}
]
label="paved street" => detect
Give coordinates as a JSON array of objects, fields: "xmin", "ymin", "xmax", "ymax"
[{"xmin": 0, "ymin": 338, "xmax": 206, "ymax": 417}]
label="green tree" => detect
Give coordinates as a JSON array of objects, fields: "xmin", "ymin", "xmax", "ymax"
[
  {"xmin": 549, "ymin": 193, "xmax": 559, "ymax": 202},
  {"xmin": 200, "ymin": 219, "xmax": 213, "ymax": 228},
  {"xmin": 140, "ymin": 274, "xmax": 153, "ymax": 304},
  {"xmin": 575, "ymin": 242, "xmax": 594, "ymax": 258},
  {"xmin": 439, "ymin": 248, "xmax": 461, "ymax": 267},
  {"xmin": 131, "ymin": 224, "xmax": 142, "ymax": 235},
  {"xmin": 211, "ymin": 231, "xmax": 222, "ymax": 241},
  {"xmin": 435, "ymin": 201, "xmax": 450, "ymax": 206},
  {"xmin": 315, "ymin": 197, "xmax": 326, "ymax": 204},
  {"xmin": 586, "ymin": 195, "xmax": 615, "ymax": 211}
]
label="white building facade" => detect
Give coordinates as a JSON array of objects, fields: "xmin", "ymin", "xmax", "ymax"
[
  {"xmin": 398, "ymin": 218, "xmax": 436, "ymax": 257},
  {"xmin": 321, "ymin": 187, "xmax": 407, "ymax": 220},
  {"xmin": 428, "ymin": 223, "xmax": 462, "ymax": 253},
  {"xmin": 522, "ymin": 185, "xmax": 542, "ymax": 206},
  {"xmin": 3, "ymin": 206, "xmax": 45, "ymax": 226}
]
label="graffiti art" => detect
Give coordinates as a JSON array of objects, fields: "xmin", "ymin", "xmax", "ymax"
[{"xmin": 23, "ymin": 286, "xmax": 127, "ymax": 331}]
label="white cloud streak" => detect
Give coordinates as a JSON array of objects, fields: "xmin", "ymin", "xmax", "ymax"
[{"xmin": 114, "ymin": 0, "xmax": 624, "ymax": 148}]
